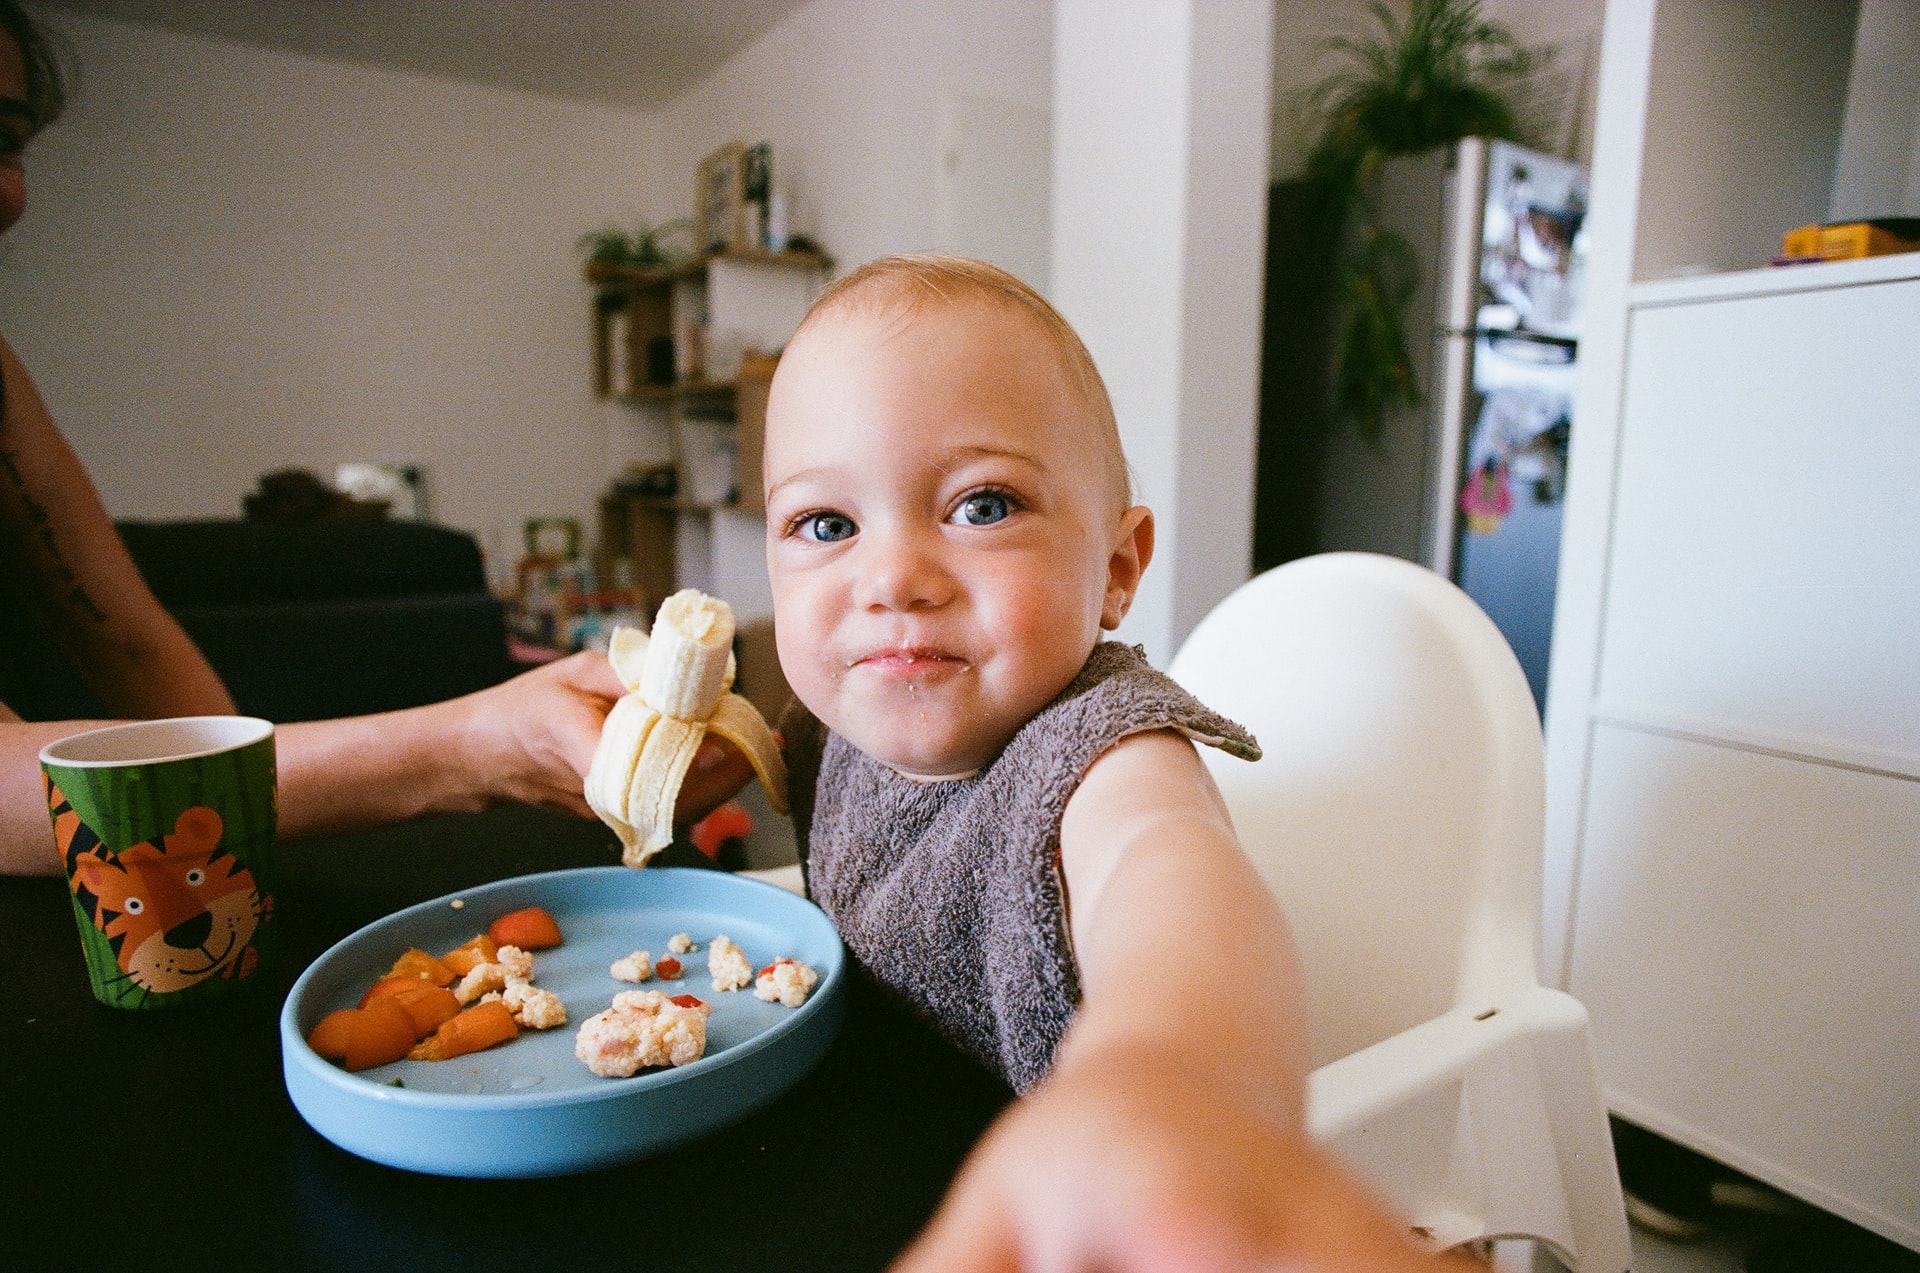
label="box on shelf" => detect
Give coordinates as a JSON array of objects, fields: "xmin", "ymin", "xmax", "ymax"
[{"xmin": 1779, "ymin": 218, "xmax": 1920, "ymax": 263}]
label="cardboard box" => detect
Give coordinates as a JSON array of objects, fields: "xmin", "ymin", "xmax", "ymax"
[{"xmin": 1781, "ymin": 220, "xmax": 1920, "ymax": 261}]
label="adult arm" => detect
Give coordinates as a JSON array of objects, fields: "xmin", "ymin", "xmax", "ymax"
[
  {"xmin": 0, "ymin": 333, "xmax": 235, "ymax": 718},
  {"xmin": 896, "ymin": 730, "xmax": 1481, "ymax": 1272},
  {"xmin": 3, "ymin": 650, "xmax": 754, "ymax": 877}
]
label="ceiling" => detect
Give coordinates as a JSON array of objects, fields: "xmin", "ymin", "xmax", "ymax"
[{"xmin": 36, "ymin": 0, "xmax": 811, "ymax": 111}]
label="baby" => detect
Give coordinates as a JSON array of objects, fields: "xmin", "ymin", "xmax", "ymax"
[
  {"xmin": 765, "ymin": 253, "xmax": 1267, "ymax": 1090},
  {"xmin": 761, "ymin": 255, "xmax": 1471, "ymax": 1272}
]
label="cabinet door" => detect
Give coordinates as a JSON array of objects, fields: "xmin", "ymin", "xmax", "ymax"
[
  {"xmin": 1571, "ymin": 725, "xmax": 1920, "ymax": 1243},
  {"xmin": 1598, "ymin": 278, "xmax": 1920, "ymax": 774}
]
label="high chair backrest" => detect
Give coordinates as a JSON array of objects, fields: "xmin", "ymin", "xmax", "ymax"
[{"xmin": 1168, "ymin": 553, "xmax": 1545, "ymax": 1069}]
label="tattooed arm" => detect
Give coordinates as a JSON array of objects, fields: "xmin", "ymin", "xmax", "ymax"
[{"xmin": 0, "ymin": 333, "xmax": 234, "ymax": 720}]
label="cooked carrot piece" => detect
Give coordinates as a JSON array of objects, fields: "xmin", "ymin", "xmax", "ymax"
[
  {"xmin": 341, "ymin": 999, "xmax": 418, "ymax": 1072},
  {"xmin": 384, "ymin": 947, "xmax": 455, "ymax": 986},
  {"xmin": 408, "ymin": 999, "xmax": 518, "ymax": 1062},
  {"xmin": 360, "ymin": 975, "xmax": 426, "ymax": 1010},
  {"xmin": 363, "ymin": 980, "xmax": 461, "ymax": 1038},
  {"xmin": 487, "ymin": 905, "xmax": 563, "ymax": 951},
  {"xmin": 439, "ymin": 934, "xmax": 499, "ymax": 977},
  {"xmin": 307, "ymin": 1009, "xmax": 360, "ymax": 1060}
]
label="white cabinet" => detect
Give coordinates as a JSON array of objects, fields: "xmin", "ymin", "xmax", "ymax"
[
  {"xmin": 1563, "ymin": 259, "xmax": 1920, "ymax": 1246},
  {"xmin": 1544, "ymin": 0, "xmax": 1920, "ymax": 1251}
]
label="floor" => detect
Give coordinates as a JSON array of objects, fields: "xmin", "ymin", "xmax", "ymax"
[
  {"xmin": 1509, "ymin": 1208, "xmax": 1920, "ymax": 1272},
  {"xmin": 1497, "ymin": 1222, "xmax": 1750, "ymax": 1273}
]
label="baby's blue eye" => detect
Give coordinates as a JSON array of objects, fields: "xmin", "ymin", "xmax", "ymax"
[
  {"xmin": 955, "ymin": 492, "xmax": 1011, "ymax": 526},
  {"xmin": 801, "ymin": 512, "xmax": 857, "ymax": 543}
]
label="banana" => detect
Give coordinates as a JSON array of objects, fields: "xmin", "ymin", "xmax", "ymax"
[{"xmin": 586, "ymin": 589, "xmax": 788, "ymax": 867}]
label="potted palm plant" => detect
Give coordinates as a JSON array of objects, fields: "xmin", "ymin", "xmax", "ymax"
[{"xmin": 1302, "ymin": 0, "xmax": 1552, "ymax": 443}]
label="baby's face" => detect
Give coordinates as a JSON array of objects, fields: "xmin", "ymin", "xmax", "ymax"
[{"xmin": 765, "ymin": 300, "xmax": 1142, "ymax": 778}]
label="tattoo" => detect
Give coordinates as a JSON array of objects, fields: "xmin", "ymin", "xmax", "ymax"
[{"xmin": 0, "ymin": 445, "xmax": 110, "ymax": 623}]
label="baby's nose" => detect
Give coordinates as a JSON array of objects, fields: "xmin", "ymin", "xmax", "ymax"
[{"xmin": 856, "ymin": 534, "xmax": 956, "ymax": 612}]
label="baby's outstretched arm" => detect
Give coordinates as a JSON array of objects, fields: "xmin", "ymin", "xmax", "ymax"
[{"xmin": 895, "ymin": 729, "xmax": 1479, "ymax": 1272}]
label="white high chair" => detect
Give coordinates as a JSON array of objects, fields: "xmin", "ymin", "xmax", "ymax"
[{"xmin": 1168, "ymin": 552, "xmax": 1631, "ymax": 1271}]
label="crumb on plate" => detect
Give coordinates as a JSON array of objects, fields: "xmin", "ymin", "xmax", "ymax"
[
  {"xmin": 503, "ymin": 981, "xmax": 568, "ymax": 1029},
  {"xmin": 754, "ymin": 958, "xmax": 819, "ymax": 1008},
  {"xmin": 708, "ymin": 935, "xmax": 752, "ymax": 993},
  {"xmin": 574, "ymin": 990, "xmax": 711, "ymax": 1077},
  {"xmin": 610, "ymin": 950, "xmax": 652, "ymax": 982}
]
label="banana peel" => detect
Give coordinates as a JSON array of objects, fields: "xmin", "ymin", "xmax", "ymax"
[{"xmin": 585, "ymin": 590, "xmax": 788, "ymax": 866}]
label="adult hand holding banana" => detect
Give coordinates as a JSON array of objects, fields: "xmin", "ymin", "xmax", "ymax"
[{"xmin": 585, "ymin": 590, "xmax": 788, "ymax": 866}]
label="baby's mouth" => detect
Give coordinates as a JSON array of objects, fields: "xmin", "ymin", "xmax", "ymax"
[{"xmin": 852, "ymin": 647, "xmax": 969, "ymax": 675}]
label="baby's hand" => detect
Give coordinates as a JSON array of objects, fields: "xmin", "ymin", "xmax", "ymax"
[{"xmin": 893, "ymin": 1051, "xmax": 1486, "ymax": 1273}]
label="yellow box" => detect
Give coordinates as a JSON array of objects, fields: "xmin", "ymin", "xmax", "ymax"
[{"xmin": 1782, "ymin": 221, "xmax": 1920, "ymax": 261}]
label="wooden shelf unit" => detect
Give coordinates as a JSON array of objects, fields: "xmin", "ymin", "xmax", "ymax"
[{"xmin": 586, "ymin": 248, "xmax": 829, "ymax": 616}]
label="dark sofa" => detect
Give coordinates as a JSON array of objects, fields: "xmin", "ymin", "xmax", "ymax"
[{"xmin": 0, "ymin": 519, "xmax": 517, "ymax": 723}]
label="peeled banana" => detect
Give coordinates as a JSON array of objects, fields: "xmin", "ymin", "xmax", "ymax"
[{"xmin": 585, "ymin": 590, "xmax": 789, "ymax": 866}]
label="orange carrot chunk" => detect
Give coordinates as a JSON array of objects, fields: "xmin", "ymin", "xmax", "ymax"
[
  {"xmin": 487, "ymin": 905, "xmax": 563, "ymax": 951},
  {"xmin": 409, "ymin": 999, "xmax": 519, "ymax": 1062},
  {"xmin": 307, "ymin": 1009, "xmax": 360, "ymax": 1060},
  {"xmin": 439, "ymin": 934, "xmax": 499, "ymax": 977},
  {"xmin": 341, "ymin": 999, "xmax": 418, "ymax": 1072},
  {"xmin": 384, "ymin": 947, "xmax": 455, "ymax": 986},
  {"xmin": 360, "ymin": 975, "xmax": 427, "ymax": 1011},
  {"xmin": 362, "ymin": 980, "xmax": 462, "ymax": 1038}
]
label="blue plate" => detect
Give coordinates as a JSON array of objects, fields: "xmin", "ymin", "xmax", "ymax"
[{"xmin": 281, "ymin": 866, "xmax": 845, "ymax": 1178}]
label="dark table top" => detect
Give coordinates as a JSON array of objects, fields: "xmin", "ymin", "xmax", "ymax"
[{"xmin": 0, "ymin": 804, "xmax": 1012, "ymax": 1273}]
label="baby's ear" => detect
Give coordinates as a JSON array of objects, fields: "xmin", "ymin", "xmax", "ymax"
[{"xmin": 1101, "ymin": 506, "xmax": 1155, "ymax": 630}]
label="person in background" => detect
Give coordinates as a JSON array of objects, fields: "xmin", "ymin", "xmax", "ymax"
[{"xmin": 0, "ymin": 1, "xmax": 744, "ymax": 874}]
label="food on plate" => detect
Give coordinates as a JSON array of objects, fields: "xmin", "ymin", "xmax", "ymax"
[
  {"xmin": 708, "ymin": 933, "xmax": 753, "ymax": 992},
  {"xmin": 492, "ymin": 981, "xmax": 568, "ymax": 1030},
  {"xmin": 359, "ymin": 977, "xmax": 462, "ymax": 1036},
  {"xmin": 574, "ymin": 990, "xmax": 713, "ymax": 1077},
  {"xmin": 384, "ymin": 947, "xmax": 455, "ymax": 986},
  {"xmin": 453, "ymin": 960, "xmax": 507, "ymax": 1005},
  {"xmin": 610, "ymin": 950, "xmax": 652, "ymax": 982},
  {"xmin": 488, "ymin": 905, "xmax": 564, "ymax": 950},
  {"xmin": 410, "ymin": 998, "xmax": 519, "ymax": 1062},
  {"xmin": 666, "ymin": 932, "xmax": 697, "ymax": 955},
  {"xmin": 308, "ymin": 998, "xmax": 417, "ymax": 1072},
  {"xmin": 441, "ymin": 933, "xmax": 499, "ymax": 977},
  {"xmin": 308, "ymin": 912, "xmax": 569, "ymax": 1071},
  {"xmin": 583, "ymin": 591, "xmax": 790, "ymax": 866},
  {"xmin": 753, "ymin": 958, "xmax": 819, "ymax": 1008},
  {"xmin": 655, "ymin": 956, "xmax": 683, "ymax": 980}
]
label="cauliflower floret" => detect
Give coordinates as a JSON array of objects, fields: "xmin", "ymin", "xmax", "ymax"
[
  {"xmin": 610, "ymin": 950, "xmax": 652, "ymax": 982},
  {"xmin": 494, "ymin": 944, "xmax": 535, "ymax": 982},
  {"xmin": 666, "ymin": 932, "xmax": 698, "ymax": 955},
  {"xmin": 708, "ymin": 934, "xmax": 753, "ymax": 993},
  {"xmin": 753, "ymin": 957, "xmax": 819, "ymax": 1008},
  {"xmin": 454, "ymin": 961, "xmax": 509, "ymax": 1005},
  {"xmin": 574, "ymin": 990, "xmax": 712, "ymax": 1078},
  {"xmin": 503, "ymin": 981, "xmax": 568, "ymax": 1029}
]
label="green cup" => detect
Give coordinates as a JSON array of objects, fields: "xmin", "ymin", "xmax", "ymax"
[{"xmin": 40, "ymin": 717, "xmax": 278, "ymax": 1010}]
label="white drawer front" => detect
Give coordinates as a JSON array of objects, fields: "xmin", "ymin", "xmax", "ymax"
[
  {"xmin": 1570, "ymin": 723, "xmax": 1920, "ymax": 1243},
  {"xmin": 1598, "ymin": 279, "xmax": 1920, "ymax": 774}
]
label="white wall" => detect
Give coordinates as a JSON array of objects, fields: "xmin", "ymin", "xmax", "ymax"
[
  {"xmin": 1830, "ymin": 0, "xmax": 1920, "ymax": 221},
  {"xmin": 0, "ymin": 9, "xmax": 668, "ymax": 575},
  {"xmin": 1635, "ymin": 0, "xmax": 1859, "ymax": 279},
  {"xmin": 649, "ymin": 0, "xmax": 1053, "ymax": 283},
  {"xmin": 1054, "ymin": 0, "xmax": 1274, "ymax": 664}
]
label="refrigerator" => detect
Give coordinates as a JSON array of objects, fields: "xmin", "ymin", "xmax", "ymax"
[{"xmin": 1314, "ymin": 137, "xmax": 1589, "ymax": 714}]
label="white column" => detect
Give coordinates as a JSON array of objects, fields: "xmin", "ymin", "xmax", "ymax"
[{"xmin": 1050, "ymin": 0, "xmax": 1274, "ymax": 665}]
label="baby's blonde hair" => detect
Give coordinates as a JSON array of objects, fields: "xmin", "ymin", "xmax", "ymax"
[{"xmin": 794, "ymin": 253, "xmax": 1133, "ymax": 515}]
